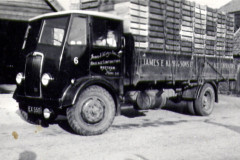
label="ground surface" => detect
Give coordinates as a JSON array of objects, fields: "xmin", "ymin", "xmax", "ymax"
[{"xmin": 1, "ymin": 85, "xmax": 240, "ymax": 160}]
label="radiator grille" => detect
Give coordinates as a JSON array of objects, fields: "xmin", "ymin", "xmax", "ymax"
[{"xmin": 25, "ymin": 53, "xmax": 43, "ymax": 97}]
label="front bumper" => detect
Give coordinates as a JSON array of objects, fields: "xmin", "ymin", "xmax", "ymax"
[{"xmin": 13, "ymin": 93, "xmax": 62, "ymax": 109}]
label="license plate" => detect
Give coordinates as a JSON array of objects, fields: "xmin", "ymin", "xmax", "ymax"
[{"xmin": 28, "ymin": 106, "xmax": 42, "ymax": 114}]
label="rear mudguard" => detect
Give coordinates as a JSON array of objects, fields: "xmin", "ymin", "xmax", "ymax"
[
  {"xmin": 61, "ymin": 76, "xmax": 121, "ymax": 115},
  {"xmin": 182, "ymin": 82, "xmax": 218, "ymax": 102}
]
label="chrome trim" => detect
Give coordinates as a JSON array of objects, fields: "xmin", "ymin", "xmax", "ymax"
[
  {"xmin": 59, "ymin": 15, "xmax": 71, "ymax": 69},
  {"xmin": 38, "ymin": 20, "xmax": 46, "ymax": 44},
  {"xmin": 34, "ymin": 52, "xmax": 44, "ymax": 98},
  {"xmin": 24, "ymin": 52, "xmax": 44, "ymax": 97}
]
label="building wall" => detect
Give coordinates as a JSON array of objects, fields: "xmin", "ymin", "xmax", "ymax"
[{"xmin": 0, "ymin": 0, "xmax": 58, "ymax": 83}]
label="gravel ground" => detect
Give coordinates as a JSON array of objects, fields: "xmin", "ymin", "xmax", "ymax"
[{"xmin": 0, "ymin": 90, "xmax": 240, "ymax": 160}]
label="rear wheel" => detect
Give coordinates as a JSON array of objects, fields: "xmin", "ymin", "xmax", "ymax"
[
  {"xmin": 67, "ymin": 85, "xmax": 116, "ymax": 136},
  {"xmin": 194, "ymin": 83, "xmax": 215, "ymax": 116}
]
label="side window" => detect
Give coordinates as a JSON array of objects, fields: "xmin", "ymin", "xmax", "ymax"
[
  {"xmin": 92, "ymin": 18, "xmax": 120, "ymax": 48},
  {"xmin": 68, "ymin": 17, "xmax": 87, "ymax": 45}
]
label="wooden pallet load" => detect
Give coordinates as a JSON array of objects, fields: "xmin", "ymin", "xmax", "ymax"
[
  {"xmin": 225, "ymin": 14, "xmax": 234, "ymax": 56},
  {"xmin": 80, "ymin": 0, "xmax": 234, "ymax": 55},
  {"xmin": 148, "ymin": 0, "xmax": 166, "ymax": 53},
  {"xmin": 109, "ymin": 0, "xmax": 149, "ymax": 51},
  {"xmin": 164, "ymin": 0, "xmax": 181, "ymax": 54},
  {"xmin": 193, "ymin": 3, "xmax": 207, "ymax": 54},
  {"xmin": 180, "ymin": 0, "xmax": 195, "ymax": 54},
  {"xmin": 205, "ymin": 7, "xmax": 217, "ymax": 55},
  {"xmin": 216, "ymin": 12, "xmax": 227, "ymax": 56}
]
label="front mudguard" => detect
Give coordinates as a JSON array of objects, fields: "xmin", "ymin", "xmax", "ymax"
[{"xmin": 61, "ymin": 76, "xmax": 121, "ymax": 115}]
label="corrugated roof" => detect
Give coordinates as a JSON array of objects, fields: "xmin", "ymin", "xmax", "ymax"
[
  {"xmin": 0, "ymin": 0, "xmax": 63, "ymax": 21},
  {"xmin": 220, "ymin": 0, "xmax": 240, "ymax": 13}
]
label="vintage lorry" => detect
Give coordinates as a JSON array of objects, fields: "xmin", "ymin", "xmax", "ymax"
[{"xmin": 13, "ymin": 8, "xmax": 237, "ymax": 135}]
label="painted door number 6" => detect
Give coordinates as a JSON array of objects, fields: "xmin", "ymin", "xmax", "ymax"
[{"xmin": 74, "ymin": 57, "xmax": 79, "ymax": 65}]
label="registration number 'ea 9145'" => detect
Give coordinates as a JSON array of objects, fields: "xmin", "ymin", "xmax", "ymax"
[{"xmin": 28, "ymin": 106, "xmax": 42, "ymax": 114}]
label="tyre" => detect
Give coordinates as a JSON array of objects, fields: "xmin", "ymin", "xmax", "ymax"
[
  {"xmin": 134, "ymin": 90, "xmax": 166, "ymax": 110},
  {"xmin": 19, "ymin": 104, "xmax": 40, "ymax": 125},
  {"xmin": 156, "ymin": 92, "xmax": 167, "ymax": 109},
  {"xmin": 194, "ymin": 83, "xmax": 215, "ymax": 116},
  {"xmin": 134, "ymin": 91, "xmax": 152, "ymax": 110},
  {"xmin": 67, "ymin": 85, "xmax": 116, "ymax": 136},
  {"xmin": 187, "ymin": 101, "xmax": 196, "ymax": 115}
]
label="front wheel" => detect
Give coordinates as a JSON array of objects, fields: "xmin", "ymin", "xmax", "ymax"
[
  {"xmin": 67, "ymin": 85, "xmax": 116, "ymax": 136},
  {"xmin": 194, "ymin": 83, "xmax": 215, "ymax": 116}
]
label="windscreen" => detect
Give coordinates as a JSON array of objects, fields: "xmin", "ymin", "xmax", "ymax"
[
  {"xmin": 68, "ymin": 16, "xmax": 87, "ymax": 46},
  {"xmin": 39, "ymin": 16, "xmax": 69, "ymax": 46}
]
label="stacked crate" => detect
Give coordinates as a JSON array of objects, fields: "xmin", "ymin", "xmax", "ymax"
[
  {"xmin": 180, "ymin": 0, "xmax": 195, "ymax": 54},
  {"xmin": 225, "ymin": 14, "xmax": 234, "ymax": 56},
  {"xmin": 148, "ymin": 0, "xmax": 165, "ymax": 53},
  {"xmin": 216, "ymin": 12, "xmax": 227, "ymax": 56},
  {"xmin": 108, "ymin": 0, "xmax": 149, "ymax": 51},
  {"xmin": 165, "ymin": 0, "xmax": 181, "ymax": 54},
  {"xmin": 80, "ymin": 0, "xmax": 234, "ymax": 56},
  {"xmin": 194, "ymin": 3, "xmax": 207, "ymax": 54},
  {"xmin": 205, "ymin": 7, "xmax": 217, "ymax": 55},
  {"xmin": 128, "ymin": 0, "xmax": 149, "ymax": 50}
]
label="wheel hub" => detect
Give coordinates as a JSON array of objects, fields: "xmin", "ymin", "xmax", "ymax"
[
  {"xmin": 202, "ymin": 91, "xmax": 211, "ymax": 110},
  {"xmin": 81, "ymin": 97, "xmax": 105, "ymax": 124}
]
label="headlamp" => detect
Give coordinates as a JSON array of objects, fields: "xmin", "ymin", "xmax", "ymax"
[
  {"xmin": 41, "ymin": 73, "xmax": 53, "ymax": 86},
  {"xmin": 16, "ymin": 73, "xmax": 24, "ymax": 85}
]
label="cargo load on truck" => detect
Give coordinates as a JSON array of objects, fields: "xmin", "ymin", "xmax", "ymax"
[
  {"xmin": 80, "ymin": 0, "xmax": 234, "ymax": 54},
  {"xmin": 81, "ymin": 0, "xmax": 236, "ymax": 85}
]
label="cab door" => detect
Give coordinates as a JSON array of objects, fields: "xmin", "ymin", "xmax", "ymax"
[
  {"xmin": 90, "ymin": 17, "xmax": 123, "ymax": 78},
  {"xmin": 62, "ymin": 15, "xmax": 89, "ymax": 79}
]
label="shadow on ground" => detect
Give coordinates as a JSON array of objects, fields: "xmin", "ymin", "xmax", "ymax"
[
  {"xmin": 14, "ymin": 99, "xmax": 193, "ymax": 135},
  {"xmin": 121, "ymin": 99, "xmax": 193, "ymax": 119},
  {"xmin": 205, "ymin": 119, "xmax": 240, "ymax": 135},
  {"xmin": 16, "ymin": 108, "xmax": 77, "ymax": 135},
  {"xmin": 19, "ymin": 150, "xmax": 37, "ymax": 160},
  {"xmin": 121, "ymin": 107, "xmax": 147, "ymax": 118},
  {"xmin": 57, "ymin": 120, "xmax": 77, "ymax": 135},
  {"xmin": 111, "ymin": 118, "xmax": 188, "ymax": 130},
  {"xmin": 163, "ymin": 99, "xmax": 192, "ymax": 116}
]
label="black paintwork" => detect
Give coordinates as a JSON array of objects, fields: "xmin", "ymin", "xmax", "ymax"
[
  {"xmin": 14, "ymin": 13, "xmax": 124, "ymax": 112},
  {"xmin": 13, "ymin": 12, "xmax": 237, "ymax": 115}
]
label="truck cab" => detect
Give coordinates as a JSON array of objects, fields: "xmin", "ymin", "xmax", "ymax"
[{"xmin": 14, "ymin": 11, "xmax": 125, "ymax": 135}]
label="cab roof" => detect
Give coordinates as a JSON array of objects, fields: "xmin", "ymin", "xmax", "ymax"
[{"xmin": 29, "ymin": 10, "xmax": 123, "ymax": 22}]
